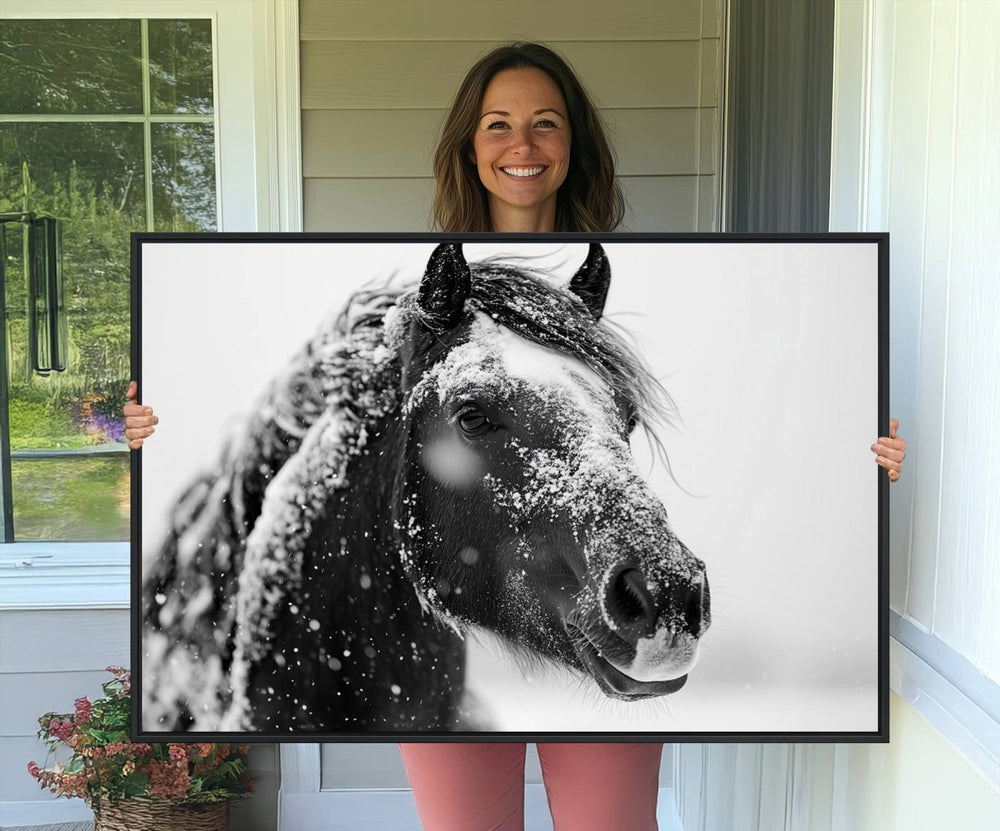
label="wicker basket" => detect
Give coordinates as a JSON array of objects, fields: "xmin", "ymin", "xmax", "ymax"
[{"xmin": 93, "ymin": 798, "xmax": 229, "ymax": 831}]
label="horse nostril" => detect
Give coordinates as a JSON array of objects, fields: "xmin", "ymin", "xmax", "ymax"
[
  {"xmin": 607, "ymin": 568, "xmax": 655, "ymax": 634},
  {"xmin": 684, "ymin": 575, "xmax": 710, "ymax": 635},
  {"xmin": 684, "ymin": 583, "xmax": 703, "ymax": 635}
]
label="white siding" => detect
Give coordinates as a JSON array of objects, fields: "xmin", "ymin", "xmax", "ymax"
[
  {"xmin": 831, "ymin": 0, "xmax": 1000, "ymax": 681},
  {"xmin": 299, "ymin": 0, "xmax": 705, "ymax": 42},
  {"xmin": 300, "ymin": 0, "xmax": 724, "ymax": 232},
  {"xmin": 0, "ymin": 611, "xmax": 130, "ymax": 804},
  {"xmin": 0, "ymin": 609, "xmax": 277, "ymax": 827}
]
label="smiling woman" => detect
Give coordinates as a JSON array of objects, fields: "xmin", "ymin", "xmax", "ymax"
[
  {"xmin": 431, "ymin": 42, "xmax": 625, "ymax": 233},
  {"xmin": 471, "ymin": 67, "xmax": 572, "ymax": 231}
]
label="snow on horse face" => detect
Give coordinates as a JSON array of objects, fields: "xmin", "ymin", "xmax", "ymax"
[{"xmin": 394, "ymin": 243, "xmax": 711, "ymax": 701}]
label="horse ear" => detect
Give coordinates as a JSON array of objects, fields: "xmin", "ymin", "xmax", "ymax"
[
  {"xmin": 418, "ymin": 243, "xmax": 472, "ymax": 330},
  {"xmin": 567, "ymin": 243, "xmax": 611, "ymax": 320}
]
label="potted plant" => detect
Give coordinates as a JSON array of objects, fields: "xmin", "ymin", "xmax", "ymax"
[{"xmin": 28, "ymin": 666, "xmax": 254, "ymax": 830}]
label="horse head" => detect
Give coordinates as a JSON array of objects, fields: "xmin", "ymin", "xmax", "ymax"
[{"xmin": 392, "ymin": 243, "xmax": 711, "ymax": 701}]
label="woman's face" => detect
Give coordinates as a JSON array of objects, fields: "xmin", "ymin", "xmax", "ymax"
[{"xmin": 471, "ymin": 67, "xmax": 571, "ymax": 228}]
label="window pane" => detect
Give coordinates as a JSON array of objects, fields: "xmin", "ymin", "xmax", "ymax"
[
  {"xmin": 151, "ymin": 123, "xmax": 217, "ymax": 231},
  {"xmin": 11, "ymin": 456, "xmax": 130, "ymax": 541},
  {"xmin": 148, "ymin": 19, "xmax": 215, "ymax": 115},
  {"xmin": 2, "ymin": 122, "xmax": 144, "ymax": 398},
  {"xmin": 2, "ymin": 123, "xmax": 143, "ymax": 542},
  {"xmin": 0, "ymin": 20, "xmax": 143, "ymax": 114}
]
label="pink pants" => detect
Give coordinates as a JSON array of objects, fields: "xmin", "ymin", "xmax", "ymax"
[{"xmin": 398, "ymin": 742, "xmax": 663, "ymax": 831}]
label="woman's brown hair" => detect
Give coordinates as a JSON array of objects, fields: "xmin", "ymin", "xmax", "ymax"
[{"xmin": 432, "ymin": 42, "xmax": 626, "ymax": 233}]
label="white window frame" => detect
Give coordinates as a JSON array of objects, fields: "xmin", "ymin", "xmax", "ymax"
[{"xmin": 0, "ymin": 0, "xmax": 302, "ymax": 611}]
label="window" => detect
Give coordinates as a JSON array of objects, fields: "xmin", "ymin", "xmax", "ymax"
[
  {"xmin": 0, "ymin": 0, "xmax": 298, "ymax": 609},
  {"xmin": 1, "ymin": 18, "xmax": 217, "ymax": 542}
]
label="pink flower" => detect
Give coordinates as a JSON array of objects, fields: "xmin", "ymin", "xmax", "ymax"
[
  {"xmin": 48, "ymin": 719, "xmax": 74, "ymax": 741},
  {"xmin": 168, "ymin": 744, "xmax": 188, "ymax": 762},
  {"xmin": 190, "ymin": 742, "xmax": 215, "ymax": 759},
  {"xmin": 59, "ymin": 771, "xmax": 88, "ymax": 798},
  {"xmin": 27, "ymin": 761, "xmax": 40, "ymax": 779},
  {"xmin": 74, "ymin": 697, "xmax": 92, "ymax": 723},
  {"xmin": 148, "ymin": 760, "xmax": 190, "ymax": 799},
  {"xmin": 105, "ymin": 666, "xmax": 131, "ymax": 694}
]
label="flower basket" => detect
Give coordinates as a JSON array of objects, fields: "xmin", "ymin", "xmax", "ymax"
[
  {"xmin": 93, "ymin": 797, "xmax": 228, "ymax": 831},
  {"xmin": 28, "ymin": 667, "xmax": 254, "ymax": 827}
]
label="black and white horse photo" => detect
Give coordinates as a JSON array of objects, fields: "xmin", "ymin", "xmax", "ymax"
[{"xmin": 141, "ymin": 242, "xmax": 711, "ymax": 733}]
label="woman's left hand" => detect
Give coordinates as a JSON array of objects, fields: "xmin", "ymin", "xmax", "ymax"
[{"xmin": 872, "ymin": 418, "xmax": 907, "ymax": 482}]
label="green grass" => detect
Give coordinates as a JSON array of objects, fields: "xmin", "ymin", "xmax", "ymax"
[{"xmin": 12, "ymin": 456, "xmax": 130, "ymax": 541}]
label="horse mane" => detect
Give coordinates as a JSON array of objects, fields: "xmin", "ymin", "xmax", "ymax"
[
  {"xmin": 227, "ymin": 284, "xmax": 405, "ymax": 654},
  {"xmin": 144, "ymin": 281, "xmax": 409, "ymax": 729}
]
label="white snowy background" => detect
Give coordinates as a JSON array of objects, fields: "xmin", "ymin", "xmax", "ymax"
[{"xmin": 140, "ymin": 240, "xmax": 880, "ymax": 735}]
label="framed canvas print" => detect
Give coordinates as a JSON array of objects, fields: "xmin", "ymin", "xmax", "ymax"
[{"xmin": 133, "ymin": 233, "xmax": 888, "ymax": 742}]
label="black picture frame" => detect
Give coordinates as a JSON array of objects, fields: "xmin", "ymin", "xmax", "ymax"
[{"xmin": 132, "ymin": 231, "xmax": 889, "ymax": 744}]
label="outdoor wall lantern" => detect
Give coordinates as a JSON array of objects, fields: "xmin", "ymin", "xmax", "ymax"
[{"xmin": 0, "ymin": 212, "xmax": 67, "ymax": 376}]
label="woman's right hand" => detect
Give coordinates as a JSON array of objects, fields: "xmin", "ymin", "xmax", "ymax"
[{"xmin": 123, "ymin": 380, "xmax": 158, "ymax": 450}]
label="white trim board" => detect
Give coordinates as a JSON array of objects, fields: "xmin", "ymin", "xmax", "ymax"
[
  {"xmin": 891, "ymin": 612, "xmax": 1000, "ymax": 724},
  {"xmin": 251, "ymin": 0, "xmax": 303, "ymax": 232},
  {"xmin": 0, "ymin": 544, "xmax": 128, "ymax": 611},
  {"xmin": 890, "ymin": 636, "xmax": 1000, "ymax": 789}
]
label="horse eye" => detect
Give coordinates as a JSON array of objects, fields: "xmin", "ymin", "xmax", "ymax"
[
  {"xmin": 626, "ymin": 414, "xmax": 639, "ymax": 434},
  {"xmin": 458, "ymin": 409, "xmax": 492, "ymax": 438}
]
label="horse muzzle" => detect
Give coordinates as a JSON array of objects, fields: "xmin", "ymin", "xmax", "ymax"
[
  {"xmin": 564, "ymin": 562, "xmax": 711, "ymax": 701},
  {"xmin": 567, "ymin": 624, "xmax": 691, "ymax": 699}
]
